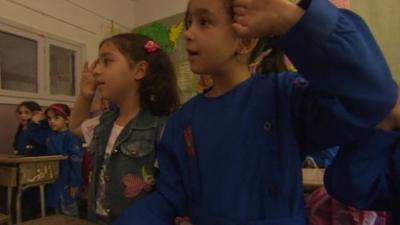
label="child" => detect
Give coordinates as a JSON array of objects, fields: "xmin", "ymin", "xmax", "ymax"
[
  {"xmin": 325, "ymin": 95, "xmax": 400, "ymax": 224},
  {"xmin": 70, "ymin": 33, "xmax": 180, "ymax": 223},
  {"xmin": 14, "ymin": 101, "xmax": 46, "ymax": 155},
  {"xmin": 29, "ymin": 103, "xmax": 83, "ymax": 217},
  {"xmin": 114, "ymin": 0, "xmax": 397, "ymax": 224},
  {"xmin": 13, "ymin": 101, "xmax": 45, "ymax": 220}
]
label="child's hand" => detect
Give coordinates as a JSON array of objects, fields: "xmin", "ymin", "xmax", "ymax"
[
  {"xmin": 69, "ymin": 186, "xmax": 79, "ymax": 199},
  {"xmin": 80, "ymin": 60, "xmax": 98, "ymax": 99},
  {"xmin": 31, "ymin": 111, "xmax": 44, "ymax": 124},
  {"xmin": 232, "ymin": 0, "xmax": 305, "ymax": 37}
]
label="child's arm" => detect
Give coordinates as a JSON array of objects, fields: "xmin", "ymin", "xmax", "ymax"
[
  {"xmin": 324, "ymin": 129, "xmax": 400, "ymax": 210},
  {"xmin": 66, "ymin": 134, "xmax": 84, "ymax": 193},
  {"xmin": 70, "ymin": 61, "xmax": 98, "ymax": 136},
  {"xmin": 26, "ymin": 113, "xmax": 50, "ymax": 147},
  {"xmin": 326, "ymin": 94, "xmax": 400, "ymax": 210},
  {"xmin": 236, "ymin": 0, "xmax": 397, "ymax": 152},
  {"xmin": 113, "ymin": 117, "xmax": 187, "ymax": 225}
]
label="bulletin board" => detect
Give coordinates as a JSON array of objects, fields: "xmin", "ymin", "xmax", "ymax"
[{"xmin": 134, "ymin": 13, "xmax": 199, "ymax": 103}]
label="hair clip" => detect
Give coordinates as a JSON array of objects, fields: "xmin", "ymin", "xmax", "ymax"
[{"xmin": 144, "ymin": 40, "xmax": 160, "ymax": 53}]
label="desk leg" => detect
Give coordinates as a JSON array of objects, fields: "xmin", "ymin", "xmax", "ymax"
[
  {"xmin": 7, "ymin": 187, "xmax": 12, "ymax": 225},
  {"xmin": 39, "ymin": 185, "xmax": 45, "ymax": 218},
  {"xmin": 15, "ymin": 186, "xmax": 22, "ymax": 224}
]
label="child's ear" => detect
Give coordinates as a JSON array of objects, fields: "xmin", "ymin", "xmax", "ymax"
[
  {"xmin": 237, "ymin": 38, "xmax": 259, "ymax": 55},
  {"xmin": 132, "ymin": 60, "xmax": 149, "ymax": 81}
]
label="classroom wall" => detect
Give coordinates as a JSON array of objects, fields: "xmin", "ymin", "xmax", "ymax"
[
  {"xmin": 133, "ymin": 0, "xmax": 400, "ymax": 80},
  {"xmin": 351, "ymin": 0, "xmax": 400, "ymax": 80},
  {"xmin": 0, "ymin": 0, "xmax": 136, "ymax": 154},
  {"xmin": 133, "ymin": 0, "xmax": 188, "ymax": 26}
]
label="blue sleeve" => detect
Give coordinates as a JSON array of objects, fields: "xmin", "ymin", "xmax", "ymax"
[
  {"xmin": 324, "ymin": 129, "xmax": 400, "ymax": 210},
  {"xmin": 67, "ymin": 134, "xmax": 84, "ymax": 187},
  {"xmin": 26, "ymin": 121, "xmax": 50, "ymax": 146},
  {"xmin": 277, "ymin": 0, "xmax": 397, "ymax": 153},
  {"xmin": 307, "ymin": 147, "xmax": 339, "ymax": 168},
  {"xmin": 113, "ymin": 116, "xmax": 187, "ymax": 225}
]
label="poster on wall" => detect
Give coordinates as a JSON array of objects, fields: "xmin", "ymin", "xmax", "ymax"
[{"xmin": 134, "ymin": 13, "xmax": 201, "ymax": 103}]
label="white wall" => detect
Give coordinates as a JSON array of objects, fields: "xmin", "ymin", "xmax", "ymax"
[
  {"xmin": 133, "ymin": 0, "xmax": 187, "ymax": 26},
  {"xmin": 351, "ymin": 0, "xmax": 400, "ymax": 80},
  {"xmin": 0, "ymin": 0, "xmax": 135, "ymax": 62}
]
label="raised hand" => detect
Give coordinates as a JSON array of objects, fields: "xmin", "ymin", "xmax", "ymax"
[
  {"xmin": 31, "ymin": 111, "xmax": 44, "ymax": 124},
  {"xmin": 80, "ymin": 60, "xmax": 98, "ymax": 99},
  {"xmin": 232, "ymin": 0, "xmax": 304, "ymax": 37}
]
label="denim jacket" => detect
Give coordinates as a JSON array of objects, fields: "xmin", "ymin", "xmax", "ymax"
[{"xmin": 87, "ymin": 109, "xmax": 167, "ymax": 221}]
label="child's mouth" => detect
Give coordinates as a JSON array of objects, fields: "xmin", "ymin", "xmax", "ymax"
[{"xmin": 187, "ymin": 50, "xmax": 199, "ymax": 60}]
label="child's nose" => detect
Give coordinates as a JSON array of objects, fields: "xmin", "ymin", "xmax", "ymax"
[
  {"xmin": 93, "ymin": 63, "xmax": 102, "ymax": 77},
  {"xmin": 184, "ymin": 28, "xmax": 194, "ymax": 42}
]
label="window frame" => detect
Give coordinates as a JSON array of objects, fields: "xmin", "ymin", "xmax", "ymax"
[{"xmin": 0, "ymin": 18, "xmax": 85, "ymax": 106}]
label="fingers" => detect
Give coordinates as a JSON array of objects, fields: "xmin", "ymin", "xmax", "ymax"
[
  {"xmin": 32, "ymin": 111, "xmax": 43, "ymax": 119},
  {"xmin": 83, "ymin": 59, "xmax": 98, "ymax": 73},
  {"xmin": 233, "ymin": 5, "xmax": 247, "ymax": 17},
  {"xmin": 232, "ymin": 22, "xmax": 252, "ymax": 37},
  {"xmin": 90, "ymin": 59, "xmax": 99, "ymax": 72},
  {"xmin": 232, "ymin": 1, "xmax": 252, "ymax": 37}
]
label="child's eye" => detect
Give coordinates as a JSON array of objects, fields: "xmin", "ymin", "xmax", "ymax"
[
  {"xmin": 185, "ymin": 17, "xmax": 193, "ymax": 30},
  {"xmin": 102, "ymin": 58, "xmax": 112, "ymax": 66},
  {"xmin": 199, "ymin": 18, "xmax": 211, "ymax": 27}
]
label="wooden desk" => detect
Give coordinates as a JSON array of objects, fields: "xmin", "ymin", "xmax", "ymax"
[
  {"xmin": 302, "ymin": 168, "xmax": 325, "ymax": 192},
  {"xmin": 19, "ymin": 215, "xmax": 96, "ymax": 225},
  {"xmin": 0, "ymin": 154, "xmax": 67, "ymax": 224}
]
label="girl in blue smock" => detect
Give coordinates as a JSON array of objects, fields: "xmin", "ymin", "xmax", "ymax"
[
  {"xmin": 114, "ymin": 0, "xmax": 397, "ymax": 224},
  {"xmin": 29, "ymin": 104, "xmax": 83, "ymax": 217},
  {"xmin": 14, "ymin": 101, "xmax": 46, "ymax": 156}
]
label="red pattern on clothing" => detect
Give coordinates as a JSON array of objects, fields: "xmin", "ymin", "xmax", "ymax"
[
  {"xmin": 122, "ymin": 174, "xmax": 146, "ymax": 198},
  {"xmin": 184, "ymin": 126, "xmax": 196, "ymax": 158},
  {"xmin": 175, "ymin": 216, "xmax": 192, "ymax": 225}
]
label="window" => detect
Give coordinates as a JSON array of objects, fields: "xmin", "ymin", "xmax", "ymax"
[
  {"xmin": 0, "ymin": 19, "xmax": 83, "ymax": 105},
  {"xmin": 49, "ymin": 45, "xmax": 76, "ymax": 96},
  {"xmin": 0, "ymin": 31, "xmax": 38, "ymax": 93}
]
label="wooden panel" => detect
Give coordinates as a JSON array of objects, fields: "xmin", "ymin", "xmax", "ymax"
[
  {"xmin": 19, "ymin": 161, "xmax": 59, "ymax": 185},
  {"xmin": 0, "ymin": 166, "xmax": 17, "ymax": 187},
  {"xmin": 20, "ymin": 215, "xmax": 96, "ymax": 225},
  {"xmin": 0, "ymin": 214, "xmax": 9, "ymax": 224},
  {"xmin": 302, "ymin": 168, "xmax": 325, "ymax": 192}
]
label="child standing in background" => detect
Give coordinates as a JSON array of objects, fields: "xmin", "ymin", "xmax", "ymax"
[
  {"xmin": 29, "ymin": 103, "xmax": 83, "ymax": 217},
  {"xmin": 70, "ymin": 33, "xmax": 180, "ymax": 224},
  {"xmin": 13, "ymin": 101, "xmax": 45, "ymax": 220},
  {"xmin": 14, "ymin": 101, "xmax": 46, "ymax": 155},
  {"xmin": 114, "ymin": 0, "xmax": 397, "ymax": 224}
]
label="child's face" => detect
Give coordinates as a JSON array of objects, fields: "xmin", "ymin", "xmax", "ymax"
[
  {"xmin": 17, "ymin": 106, "xmax": 33, "ymax": 126},
  {"xmin": 46, "ymin": 110, "xmax": 68, "ymax": 132},
  {"xmin": 185, "ymin": 0, "xmax": 241, "ymax": 75},
  {"xmin": 94, "ymin": 42, "xmax": 140, "ymax": 103}
]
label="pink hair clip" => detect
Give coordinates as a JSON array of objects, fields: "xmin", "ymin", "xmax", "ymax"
[{"xmin": 144, "ymin": 40, "xmax": 160, "ymax": 53}]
